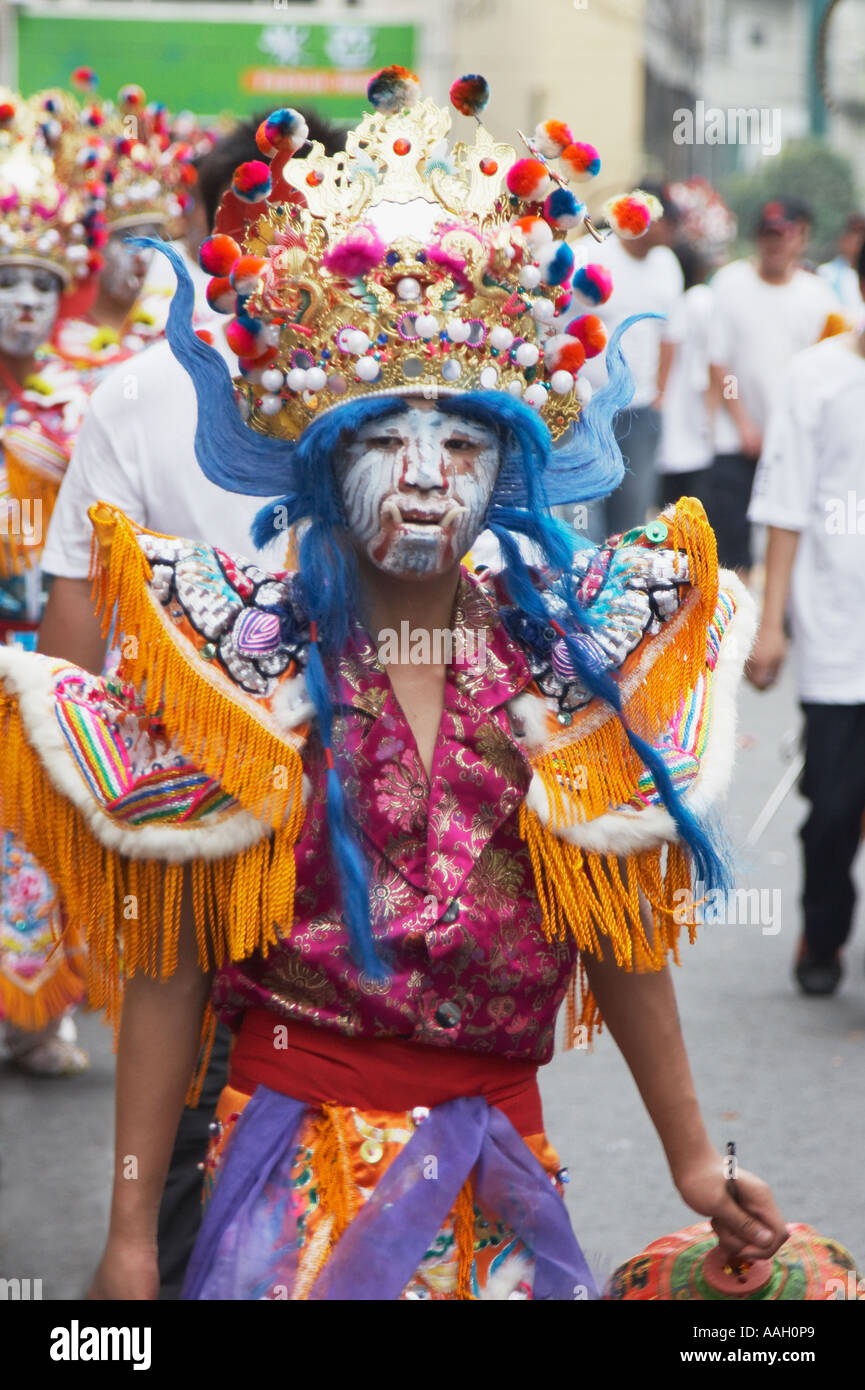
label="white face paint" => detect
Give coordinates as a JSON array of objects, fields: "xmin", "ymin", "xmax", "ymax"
[
  {"xmin": 100, "ymin": 222, "xmax": 163, "ymax": 301},
  {"xmin": 0, "ymin": 264, "xmax": 62, "ymax": 359},
  {"xmin": 336, "ymin": 402, "xmax": 501, "ymax": 578}
]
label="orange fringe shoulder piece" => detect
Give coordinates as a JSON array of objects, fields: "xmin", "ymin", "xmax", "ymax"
[{"xmin": 505, "ymin": 499, "xmax": 756, "ymax": 1042}]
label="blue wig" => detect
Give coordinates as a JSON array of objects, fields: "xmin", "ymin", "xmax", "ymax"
[{"xmin": 149, "ymin": 240, "xmax": 730, "ymax": 974}]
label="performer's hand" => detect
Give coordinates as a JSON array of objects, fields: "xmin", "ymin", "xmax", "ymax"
[
  {"xmin": 675, "ymin": 1153, "xmax": 788, "ymax": 1261},
  {"xmin": 87, "ymin": 1234, "xmax": 160, "ymax": 1300},
  {"xmin": 746, "ymin": 623, "xmax": 787, "ymax": 689}
]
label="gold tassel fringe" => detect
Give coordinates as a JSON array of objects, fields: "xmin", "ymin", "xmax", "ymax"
[{"xmin": 88, "ymin": 503, "xmax": 308, "ymax": 831}]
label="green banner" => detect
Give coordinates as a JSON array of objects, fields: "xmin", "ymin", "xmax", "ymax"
[{"xmin": 17, "ymin": 14, "xmax": 416, "ymax": 119}]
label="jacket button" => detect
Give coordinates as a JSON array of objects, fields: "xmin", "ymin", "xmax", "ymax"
[
  {"xmin": 435, "ymin": 1000, "xmax": 462, "ymax": 1029},
  {"xmin": 441, "ymin": 899, "xmax": 459, "ymax": 924}
]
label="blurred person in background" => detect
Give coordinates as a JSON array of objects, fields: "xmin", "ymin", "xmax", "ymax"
[
  {"xmin": 37, "ymin": 106, "xmax": 345, "ymax": 1298},
  {"xmin": 746, "ymin": 237, "xmax": 865, "ymax": 998},
  {"xmin": 706, "ymin": 198, "xmax": 840, "ymax": 577},
  {"xmin": 576, "ymin": 181, "xmax": 684, "ymax": 538},
  {"xmin": 655, "ymin": 241, "xmax": 714, "ymax": 511},
  {"xmin": 818, "ymin": 212, "xmax": 865, "ymax": 322}
]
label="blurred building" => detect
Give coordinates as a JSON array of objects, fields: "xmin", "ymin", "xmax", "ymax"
[
  {"xmin": 3, "ymin": 0, "xmax": 648, "ymax": 202},
  {"xmin": 645, "ymin": 0, "xmax": 844, "ymax": 182}
]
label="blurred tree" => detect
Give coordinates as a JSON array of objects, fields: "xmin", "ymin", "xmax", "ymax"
[{"xmin": 720, "ymin": 139, "xmax": 858, "ymax": 263}]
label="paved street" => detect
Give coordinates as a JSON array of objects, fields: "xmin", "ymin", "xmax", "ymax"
[{"xmin": 1, "ymin": 659, "xmax": 863, "ymax": 1300}]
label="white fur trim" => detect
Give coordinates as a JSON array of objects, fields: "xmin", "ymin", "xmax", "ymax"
[
  {"xmin": 520, "ymin": 573, "xmax": 757, "ymax": 854},
  {"xmin": 0, "ymin": 646, "xmax": 270, "ymax": 862},
  {"xmin": 270, "ymin": 670, "xmax": 315, "ymax": 732}
]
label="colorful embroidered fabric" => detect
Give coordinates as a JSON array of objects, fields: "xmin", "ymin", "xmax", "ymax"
[
  {"xmin": 0, "ymin": 501, "xmax": 754, "ymax": 1049},
  {"xmin": 193, "ymin": 1083, "xmax": 585, "ymax": 1301},
  {"xmin": 0, "ymin": 830, "xmax": 84, "ymax": 1029}
]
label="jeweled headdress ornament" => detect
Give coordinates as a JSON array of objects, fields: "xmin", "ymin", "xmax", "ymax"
[
  {"xmin": 195, "ymin": 67, "xmax": 659, "ymax": 447},
  {"xmin": 0, "ymin": 88, "xmax": 104, "ymax": 286}
]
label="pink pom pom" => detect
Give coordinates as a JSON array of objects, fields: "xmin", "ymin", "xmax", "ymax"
[
  {"xmin": 231, "ymin": 160, "xmax": 272, "ymax": 204},
  {"xmin": 561, "ymin": 142, "xmax": 601, "ymax": 182},
  {"xmin": 506, "ymin": 158, "xmax": 554, "ymax": 202},
  {"xmin": 199, "ymin": 234, "xmax": 241, "ymax": 277},
  {"xmin": 255, "ymin": 108, "xmax": 308, "ymax": 158},
  {"xmin": 571, "ymin": 263, "xmax": 613, "ymax": 307},
  {"xmin": 322, "ymin": 226, "xmax": 386, "ymax": 279},
  {"xmin": 225, "ymin": 318, "xmax": 260, "ymax": 357},
  {"xmin": 534, "ymin": 120, "xmax": 574, "ymax": 159}
]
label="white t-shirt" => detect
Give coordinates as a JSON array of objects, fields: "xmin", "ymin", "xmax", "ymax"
[
  {"xmin": 748, "ymin": 333, "xmax": 865, "ymax": 703},
  {"xmin": 576, "ymin": 239, "xmax": 684, "ymax": 409},
  {"xmin": 656, "ymin": 283, "xmax": 714, "ymax": 473},
  {"xmin": 708, "ymin": 259, "xmax": 839, "ymax": 454},
  {"xmin": 817, "ymin": 256, "xmax": 863, "ymax": 321},
  {"xmin": 41, "ymin": 338, "xmax": 283, "ymax": 579}
]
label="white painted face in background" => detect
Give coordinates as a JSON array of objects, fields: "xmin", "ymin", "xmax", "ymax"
[
  {"xmin": 100, "ymin": 223, "xmax": 163, "ymax": 301},
  {"xmin": 0, "ymin": 264, "xmax": 62, "ymax": 358},
  {"xmin": 337, "ymin": 401, "xmax": 501, "ymax": 578}
]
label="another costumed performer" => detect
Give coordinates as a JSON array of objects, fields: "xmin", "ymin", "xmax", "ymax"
[
  {"xmin": 0, "ymin": 73, "xmax": 786, "ymax": 1295},
  {"xmin": 0, "ymin": 88, "xmax": 104, "ymax": 1074},
  {"xmin": 41, "ymin": 77, "xmax": 187, "ymax": 372}
]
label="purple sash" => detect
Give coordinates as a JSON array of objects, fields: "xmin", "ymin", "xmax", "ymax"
[{"xmin": 182, "ymin": 1087, "xmax": 597, "ymax": 1301}]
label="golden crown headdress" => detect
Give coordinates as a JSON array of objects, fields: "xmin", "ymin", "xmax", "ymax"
[
  {"xmin": 0, "ymin": 88, "xmax": 102, "ymax": 286},
  {"xmin": 27, "ymin": 74, "xmax": 186, "ymax": 239},
  {"xmin": 199, "ymin": 68, "xmax": 659, "ymax": 443}
]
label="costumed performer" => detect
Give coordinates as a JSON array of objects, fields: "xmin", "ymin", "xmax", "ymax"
[
  {"xmin": 0, "ymin": 72, "xmax": 787, "ymax": 1295},
  {"xmin": 0, "ymin": 86, "xmax": 106, "ymax": 1073}
]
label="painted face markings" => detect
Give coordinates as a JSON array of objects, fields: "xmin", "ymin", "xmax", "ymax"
[
  {"xmin": 0, "ymin": 264, "xmax": 61, "ymax": 358},
  {"xmin": 336, "ymin": 405, "xmax": 501, "ymax": 577}
]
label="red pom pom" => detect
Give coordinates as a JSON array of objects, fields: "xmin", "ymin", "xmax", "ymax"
[
  {"xmin": 199, "ymin": 234, "xmax": 241, "ymax": 277},
  {"xmin": 449, "ymin": 74, "xmax": 490, "ymax": 118},
  {"xmin": 230, "ymin": 255, "xmax": 266, "ymax": 295},
  {"xmin": 0, "ymin": 101, "xmax": 16, "ymax": 123},
  {"xmin": 506, "ymin": 158, "xmax": 553, "ymax": 201},
  {"xmin": 72, "ymin": 67, "xmax": 98, "ymax": 92},
  {"xmin": 206, "ymin": 276, "xmax": 236, "ymax": 314},
  {"xmin": 225, "ymin": 319, "xmax": 260, "ymax": 357},
  {"xmin": 555, "ymin": 341, "xmax": 586, "ymax": 373},
  {"xmin": 195, "ymin": 329, "xmax": 214, "ymax": 346},
  {"xmin": 567, "ymin": 313, "xmax": 607, "ymax": 358},
  {"xmin": 561, "ymin": 142, "xmax": 601, "ymax": 181}
]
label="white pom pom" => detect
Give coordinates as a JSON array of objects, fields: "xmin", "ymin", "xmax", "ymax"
[
  {"xmin": 259, "ymin": 393, "xmax": 283, "ymax": 416},
  {"xmin": 305, "ymin": 366, "xmax": 327, "ymax": 391},
  {"xmin": 446, "ymin": 318, "xmax": 471, "ymax": 343},
  {"xmin": 550, "ymin": 369, "xmax": 575, "ymax": 395},
  {"xmin": 519, "ymin": 264, "xmax": 542, "ymax": 290},
  {"xmin": 396, "ymin": 276, "xmax": 421, "ymax": 301},
  {"xmin": 286, "ymin": 368, "xmax": 308, "ymax": 392},
  {"xmin": 415, "ymin": 313, "xmax": 438, "ymax": 339},
  {"xmin": 523, "ymin": 383, "xmax": 548, "ymax": 409},
  {"xmin": 260, "ymin": 324, "xmax": 282, "ymax": 348},
  {"xmin": 479, "ymin": 366, "xmax": 498, "ymax": 388},
  {"xmin": 531, "ymin": 298, "xmax": 556, "ymax": 323},
  {"xmin": 356, "ymin": 356, "xmax": 380, "ymax": 381},
  {"xmin": 576, "ymin": 378, "xmax": 593, "ymax": 405},
  {"xmin": 260, "ymin": 368, "xmax": 284, "ymax": 393},
  {"xmin": 507, "ymin": 380, "xmax": 524, "ymax": 397},
  {"xmin": 515, "ymin": 342, "xmax": 540, "ymax": 367},
  {"xmin": 489, "ymin": 326, "xmax": 514, "ymax": 350},
  {"xmin": 520, "ymin": 219, "xmax": 553, "ymax": 249},
  {"xmin": 347, "ymin": 329, "xmax": 370, "ymax": 355}
]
